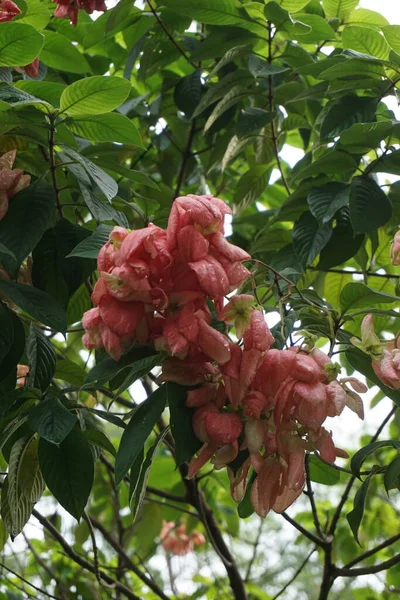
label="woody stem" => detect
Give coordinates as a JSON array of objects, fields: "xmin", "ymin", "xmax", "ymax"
[{"xmin": 48, "ymin": 116, "xmax": 62, "ymax": 216}]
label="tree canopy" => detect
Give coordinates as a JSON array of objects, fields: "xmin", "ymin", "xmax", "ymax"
[{"xmin": 1, "ymin": 1, "xmax": 400, "ymax": 599}]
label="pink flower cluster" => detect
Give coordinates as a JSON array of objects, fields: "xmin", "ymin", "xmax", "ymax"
[
  {"xmin": 160, "ymin": 521, "xmax": 205, "ymax": 556},
  {"xmin": 186, "ymin": 312, "xmax": 365, "ymax": 518},
  {"xmin": 0, "ymin": 151, "xmax": 31, "ymax": 221},
  {"xmin": 52, "ymin": 0, "xmax": 107, "ymax": 26},
  {"xmin": 0, "ymin": 0, "xmax": 20, "ymax": 21},
  {"xmin": 85, "ymin": 194, "xmax": 367, "ymax": 518},
  {"xmin": 82, "ymin": 195, "xmax": 250, "ymax": 362}
]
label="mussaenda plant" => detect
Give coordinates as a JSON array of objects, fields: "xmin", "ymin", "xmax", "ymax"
[{"xmin": 83, "ymin": 194, "xmax": 367, "ymax": 518}]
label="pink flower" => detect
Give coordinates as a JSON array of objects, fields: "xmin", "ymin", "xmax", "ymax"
[
  {"xmin": 16, "ymin": 364, "xmax": 29, "ymax": 387},
  {"xmin": 372, "ymin": 346, "xmax": 400, "ymax": 390},
  {"xmin": 159, "ymin": 521, "xmax": 205, "ymax": 556},
  {"xmin": 0, "ymin": 0, "xmax": 21, "ymax": 21},
  {"xmin": 392, "ymin": 230, "xmax": 400, "ymax": 266},
  {"xmin": 0, "ymin": 150, "xmax": 31, "ymax": 220}
]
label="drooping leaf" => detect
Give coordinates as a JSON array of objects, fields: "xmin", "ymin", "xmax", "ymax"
[
  {"xmin": 26, "ymin": 324, "xmax": 56, "ymax": 392},
  {"xmin": 293, "ymin": 211, "xmax": 332, "ymax": 267},
  {"xmin": 38, "ymin": 427, "xmax": 94, "ymax": 520},
  {"xmin": 115, "ymin": 384, "xmax": 168, "ymax": 485},
  {"xmin": 340, "ymin": 282, "xmax": 399, "ymax": 314},
  {"xmin": 307, "ymin": 182, "xmax": 350, "ymax": 224},
  {"xmin": 67, "ymin": 224, "xmax": 112, "ymax": 259},
  {"xmin": 319, "ymin": 95, "xmax": 378, "ymax": 142},
  {"xmin": 308, "ymin": 455, "xmax": 341, "ymax": 486},
  {"xmin": 0, "ymin": 281, "xmax": 67, "ymax": 333},
  {"xmin": 349, "ymin": 176, "xmax": 392, "ymax": 233},
  {"xmin": 347, "ymin": 474, "xmax": 372, "ymax": 545},
  {"xmin": 167, "ymin": 383, "xmax": 202, "ymax": 465},
  {"xmin": 0, "ymin": 180, "xmax": 55, "ymax": 274}
]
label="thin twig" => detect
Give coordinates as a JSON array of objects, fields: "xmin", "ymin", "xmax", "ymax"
[
  {"xmin": 343, "ymin": 532, "xmax": 400, "ymax": 569},
  {"xmin": 245, "ymin": 517, "xmax": 263, "ymax": 582},
  {"xmin": 147, "ymin": 0, "xmax": 196, "ymax": 67},
  {"xmin": 0, "ymin": 562, "xmax": 62, "ymax": 600},
  {"xmin": 281, "ymin": 512, "xmax": 327, "ymax": 547},
  {"xmin": 304, "ymin": 454, "xmax": 325, "ymax": 540},
  {"xmin": 32, "ymin": 510, "xmax": 141, "ymax": 600},
  {"xmin": 174, "ymin": 119, "xmax": 196, "ymax": 198},
  {"xmin": 310, "ymin": 266, "xmax": 400, "ymax": 280},
  {"xmin": 272, "ymin": 547, "xmax": 316, "ymax": 600}
]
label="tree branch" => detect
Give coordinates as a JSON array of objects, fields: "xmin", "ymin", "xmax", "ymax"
[
  {"xmin": 343, "ymin": 532, "xmax": 400, "ymax": 569},
  {"xmin": 90, "ymin": 515, "xmax": 171, "ymax": 600},
  {"xmin": 32, "ymin": 509, "xmax": 141, "ymax": 600},
  {"xmin": 147, "ymin": 0, "xmax": 196, "ymax": 67},
  {"xmin": 281, "ymin": 512, "xmax": 327, "ymax": 547}
]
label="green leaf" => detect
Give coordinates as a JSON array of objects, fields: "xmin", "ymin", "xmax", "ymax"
[
  {"xmin": 0, "ymin": 281, "xmax": 67, "ymax": 333},
  {"xmin": 236, "ymin": 108, "xmax": 276, "ymax": 138},
  {"xmin": 318, "ymin": 208, "xmax": 364, "ymax": 269},
  {"xmin": 14, "ymin": 0, "xmax": 50, "ymax": 29},
  {"xmin": 26, "ymin": 324, "xmax": 56, "ymax": 392},
  {"xmin": 382, "ymin": 26, "xmax": 400, "ymax": 55},
  {"xmin": 340, "ymin": 282, "xmax": 399, "ymax": 314},
  {"xmin": 18, "ymin": 438, "xmax": 44, "ymax": 503},
  {"xmin": 293, "ymin": 211, "xmax": 332, "ymax": 267},
  {"xmin": 6, "ymin": 436, "xmax": 34, "ymax": 526},
  {"xmin": 167, "ymin": 383, "xmax": 202, "ymax": 465},
  {"xmin": 339, "ymin": 121, "xmax": 393, "ymax": 153},
  {"xmin": 0, "ymin": 180, "xmax": 55, "ymax": 274},
  {"xmin": 209, "ymin": 45, "xmax": 252, "ymax": 77},
  {"xmin": 350, "ymin": 440, "xmax": 400, "ymax": 479},
  {"xmin": 1, "ymin": 473, "xmax": 33, "ymax": 540},
  {"xmin": 111, "ymin": 353, "xmax": 165, "ymax": 399},
  {"xmin": 115, "ymin": 384, "xmax": 168, "ymax": 485},
  {"xmin": 346, "ymin": 348, "xmax": 400, "ymax": 407},
  {"xmin": 66, "ymin": 113, "xmax": 143, "ymax": 147},
  {"xmin": 342, "ymin": 26, "xmax": 390, "ymax": 60},
  {"xmin": 83, "ymin": 429, "xmax": 116, "ymax": 457},
  {"xmin": 59, "ymin": 76, "xmax": 131, "ymax": 117},
  {"xmin": 40, "ymin": 31, "xmax": 90, "ymax": 74},
  {"xmin": 0, "ymin": 242, "xmax": 16, "ymax": 260},
  {"xmin": 29, "ymin": 397, "xmax": 78, "ymax": 445},
  {"xmin": 0, "ymin": 303, "xmax": 14, "ymax": 365},
  {"xmin": 349, "ymin": 176, "xmax": 392, "ymax": 233},
  {"xmin": 307, "ymin": 183, "xmax": 350, "ymax": 224},
  {"xmin": 278, "ymin": 0, "xmax": 310, "ymax": 11},
  {"xmin": 293, "ymin": 150, "xmax": 357, "ymax": 180},
  {"xmin": 32, "ymin": 219, "xmax": 95, "ymax": 310},
  {"xmin": 14, "ymin": 80, "xmax": 65, "ymax": 107},
  {"xmin": 322, "ymin": 0, "xmax": 359, "ymax": 19},
  {"xmin": 384, "ymin": 456, "xmax": 400, "ymax": 494},
  {"xmin": 319, "ymin": 95, "xmax": 377, "ymax": 142},
  {"xmin": 0, "ymin": 22, "xmax": 43, "ymax": 67},
  {"xmin": 78, "ymin": 184, "xmax": 129, "ymax": 225},
  {"xmin": 83, "ymin": 348, "xmax": 162, "ymax": 389},
  {"xmin": 295, "ymin": 14, "xmax": 337, "ymax": 43},
  {"xmin": 193, "ymin": 70, "xmax": 253, "ymax": 118},
  {"xmin": 174, "ymin": 70, "xmax": 202, "ymax": 118},
  {"xmin": 67, "ymin": 224, "xmax": 112, "ymax": 259},
  {"xmin": 319, "ymin": 58, "xmax": 385, "ymax": 81},
  {"xmin": 58, "ymin": 147, "xmax": 118, "ymax": 201},
  {"xmin": 0, "ymin": 310, "xmax": 25, "ymax": 384},
  {"xmin": 91, "ymin": 160, "xmax": 159, "ymax": 190},
  {"xmin": 346, "ymin": 8, "xmax": 389, "ymax": 30},
  {"xmin": 264, "ymin": 2, "xmax": 311, "ymax": 35},
  {"xmin": 161, "ymin": 0, "xmax": 244, "ymax": 25},
  {"xmin": 39, "ymin": 427, "xmax": 94, "ymax": 520},
  {"xmin": 370, "ymin": 149, "xmax": 400, "ymax": 176},
  {"xmin": 248, "ymin": 56, "xmax": 289, "ymax": 78},
  {"xmin": 347, "ymin": 474, "xmax": 372, "ymax": 544},
  {"xmin": 54, "ymin": 359, "xmax": 87, "ymax": 387},
  {"xmin": 308, "ymin": 455, "xmax": 340, "ymax": 485},
  {"xmin": 204, "ymin": 85, "xmax": 248, "ymax": 132},
  {"xmin": 129, "ymin": 429, "xmax": 169, "ymax": 522}
]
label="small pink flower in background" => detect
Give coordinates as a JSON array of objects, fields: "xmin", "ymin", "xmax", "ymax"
[
  {"xmin": 0, "ymin": 150, "xmax": 31, "ymax": 221},
  {"xmin": 0, "ymin": 0, "xmax": 20, "ymax": 21},
  {"xmin": 16, "ymin": 365, "xmax": 29, "ymax": 387},
  {"xmin": 391, "ymin": 230, "xmax": 400, "ymax": 266},
  {"xmin": 160, "ymin": 521, "xmax": 205, "ymax": 556}
]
